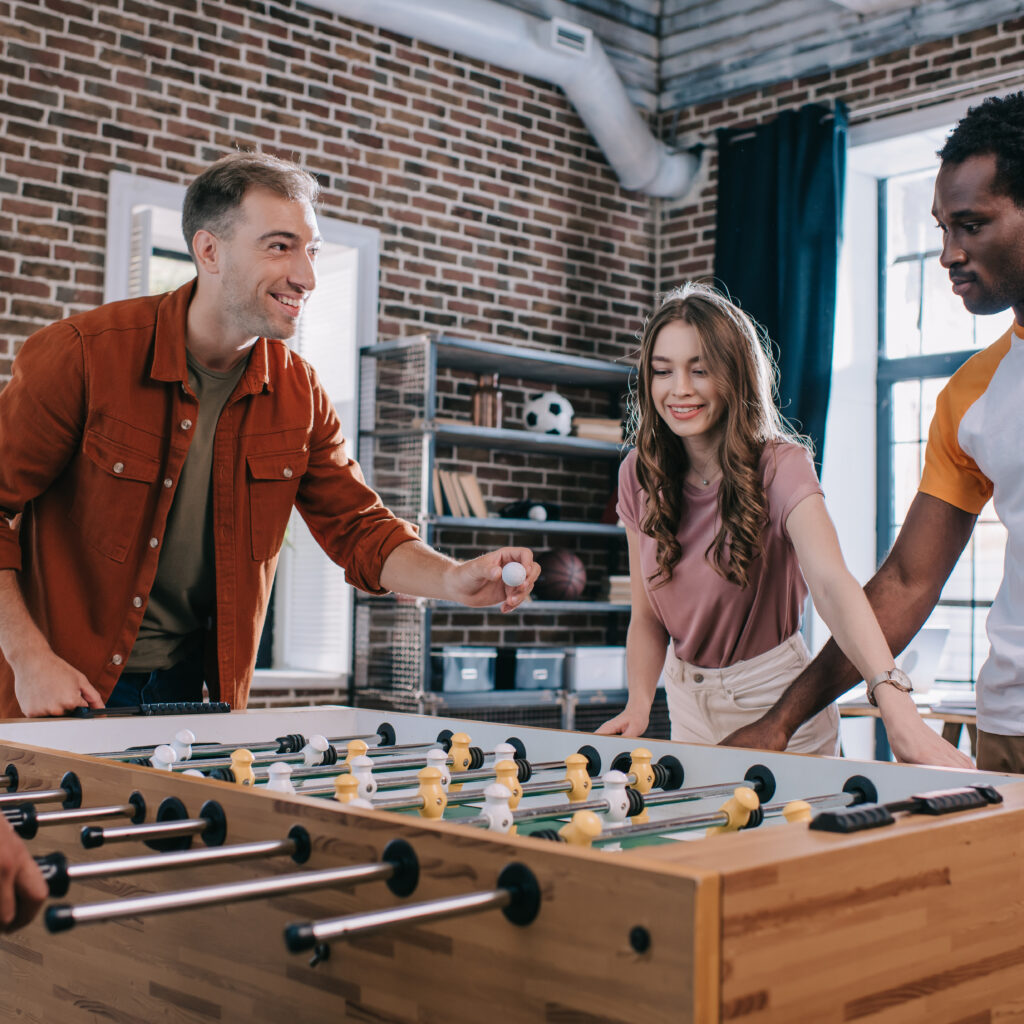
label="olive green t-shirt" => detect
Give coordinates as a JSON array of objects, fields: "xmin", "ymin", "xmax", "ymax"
[{"xmin": 126, "ymin": 351, "xmax": 248, "ymax": 671}]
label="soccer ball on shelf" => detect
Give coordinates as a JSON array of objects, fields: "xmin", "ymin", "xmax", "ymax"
[{"xmin": 522, "ymin": 391, "xmax": 574, "ymax": 436}]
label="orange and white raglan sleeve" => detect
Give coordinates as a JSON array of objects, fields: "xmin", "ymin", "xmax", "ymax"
[{"xmin": 918, "ymin": 341, "xmax": 1006, "ymax": 515}]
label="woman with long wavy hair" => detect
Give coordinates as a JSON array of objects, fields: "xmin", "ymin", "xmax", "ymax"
[{"xmin": 597, "ymin": 283, "xmax": 970, "ymax": 766}]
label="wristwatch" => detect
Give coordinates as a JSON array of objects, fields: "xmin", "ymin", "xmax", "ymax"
[{"xmin": 866, "ymin": 667, "xmax": 914, "ymax": 707}]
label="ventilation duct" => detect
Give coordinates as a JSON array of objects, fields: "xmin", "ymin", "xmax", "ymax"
[{"xmin": 306, "ymin": 0, "xmax": 701, "ymax": 199}]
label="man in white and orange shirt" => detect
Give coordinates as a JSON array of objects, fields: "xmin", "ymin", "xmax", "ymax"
[{"xmin": 724, "ymin": 91, "xmax": 1024, "ymax": 773}]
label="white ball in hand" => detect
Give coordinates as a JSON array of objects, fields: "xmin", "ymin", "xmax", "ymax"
[{"xmin": 501, "ymin": 561, "xmax": 527, "ymax": 587}]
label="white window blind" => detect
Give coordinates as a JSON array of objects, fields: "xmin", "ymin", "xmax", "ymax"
[{"xmin": 273, "ymin": 247, "xmax": 360, "ymax": 673}]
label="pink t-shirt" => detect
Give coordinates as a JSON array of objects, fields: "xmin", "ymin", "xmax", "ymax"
[{"xmin": 617, "ymin": 442, "xmax": 823, "ymax": 668}]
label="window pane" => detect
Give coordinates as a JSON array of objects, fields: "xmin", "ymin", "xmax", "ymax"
[
  {"xmin": 886, "ymin": 169, "xmax": 936, "ymax": 260},
  {"xmin": 920, "ymin": 256, "xmax": 976, "ymax": 354},
  {"xmin": 924, "ymin": 606, "xmax": 974, "ymax": 686},
  {"xmin": 149, "ymin": 254, "xmax": 195, "ymax": 295},
  {"xmin": 891, "ymin": 380, "xmax": 923, "ymax": 444},
  {"xmin": 892, "ymin": 441, "xmax": 924, "ymax": 524},
  {"xmin": 884, "ymin": 261, "xmax": 922, "ymax": 358},
  {"xmin": 920, "ymin": 377, "xmax": 944, "ymax": 427}
]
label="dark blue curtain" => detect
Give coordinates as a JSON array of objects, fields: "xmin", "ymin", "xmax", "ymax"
[{"xmin": 713, "ymin": 102, "xmax": 848, "ymax": 467}]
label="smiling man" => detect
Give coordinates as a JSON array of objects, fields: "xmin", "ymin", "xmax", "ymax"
[
  {"xmin": 721, "ymin": 92, "xmax": 1024, "ymax": 772},
  {"xmin": 0, "ymin": 152, "xmax": 538, "ymax": 718}
]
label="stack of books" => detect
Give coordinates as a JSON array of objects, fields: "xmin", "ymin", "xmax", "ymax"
[
  {"xmin": 432, "ymin": 468, "xmax": 489, "ymax": 518},
  {"xmin": 600, "ymin": 574, "xmax": 632, "ymax": 604},
  {"xmin": 573, "ymin": 417, "xmax": 624, "ymax": 442}
]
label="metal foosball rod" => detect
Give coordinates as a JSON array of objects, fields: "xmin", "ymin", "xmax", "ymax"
[
  {"xmin": 150, "ymin": 738, "xmax": 340, "ymax": 775},
  {"xmin": 450, "ymin": 771, "xmax": 637, "ymax": 833},
  {"xmin": 172, "ymin": 737, "xmax": 467, "ymax": 785},
  {"xmin": 507, "ymin": 762, "xmax": 774, "ymax": 828},
  {"xmin": 0, "ymin": 771, "xmax": 81, "ymax": 810},
  {"xmin": 518, "ymin": 775, "xmax": 879, "ymax": 842},
  {"xmin": 279, "ymin": 733, "xmax": 528, "ymax": 791},
  {"xmin": 35, "ymin": 825, "xmax": 314, "ymax": 897},
  {"xmin": 90, "ymin": 722, "xmax": 401, "ymax": 763},
  {"xmin": 371, "ymin": 751, "xmax": 598, "ymax": 815},
  {"xmin": 295, "ymin": 748, "xmax": 450, "ymax": 797},
  {"xmin": 283, "ymin": 861, "xmax": 541, "ymax": 954},
  {"xmin": 80, "ymin": 798, "xmax": 227, "ymax": 851},
  {"xmin": 530, "ymin": 786, "xmax": 763, "ymax": 847},
  {"xmin": 759, "ymin": 774, "xmax": 879, "ymax": 821},
  {"xmin": 45, "ymin": 838, "xmax": 420, "ymax": 933},
  {"xmin": 5, "ymin": 791, "xmax": 146, "ymax": 839},
  {"xmin": 366, "ymin": 741, "xmax": 599, "ymax": 796}
]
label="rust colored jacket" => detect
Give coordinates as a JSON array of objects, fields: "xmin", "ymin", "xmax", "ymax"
[{"xmin": 0, "ymin": 282, "xmax": 418, "ymax": 716}]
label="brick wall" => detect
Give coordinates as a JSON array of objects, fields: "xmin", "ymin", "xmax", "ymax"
[{"xmin": 0, "ymin": 0, "xmax": 657, "ymax": 377}]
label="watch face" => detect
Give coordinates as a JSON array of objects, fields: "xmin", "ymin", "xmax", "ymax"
[
  {"xmin": 866, "ymin": 668, "xmax": 914, "ymax": 706},
  {"xmin": 889, "ymin": 668, "xmax": 913, "ymax": 690}
]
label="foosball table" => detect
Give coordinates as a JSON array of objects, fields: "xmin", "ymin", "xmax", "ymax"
[{"xmin": 0, "ymin": 704, "xmax": 1021, "ymax": 1023}]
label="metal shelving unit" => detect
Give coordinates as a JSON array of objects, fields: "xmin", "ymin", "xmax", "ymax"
[{"xmin": 353, "ymin": 332, "xmax": 633, "ymax": 718}]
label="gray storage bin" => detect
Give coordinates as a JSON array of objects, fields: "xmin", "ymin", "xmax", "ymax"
[
  {"xmin": 514, "ymin": 648, "xmax": 565, "ymax": 690},
  {"xmin": 430, "ymin": 647, "xmax": 497, "ymax": 692}
]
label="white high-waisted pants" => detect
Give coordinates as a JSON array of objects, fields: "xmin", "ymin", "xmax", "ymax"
[{"xmin": 662, "ymin": 633, "xmax": 840, "ymax": 756}]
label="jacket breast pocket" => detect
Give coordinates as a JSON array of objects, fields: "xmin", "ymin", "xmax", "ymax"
[
  {"xmin": 247, "ymin": 449, "xmax": 308, "ymax": 561},
  {"xmin": 70, "ymin": 429, "xmax": 161, "ymax": 563}
]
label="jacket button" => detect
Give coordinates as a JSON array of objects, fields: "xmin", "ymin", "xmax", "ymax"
[
  {"xmin": 149, "ymin": 537, "xmax": 159, "ymax": 548},
  {"xmin": 132, "ymin": 596, "xmax": 143, "ymax": 608},
  {"xmin": 693, "ymin": 673, "xmax": 704, "ymax": 683},
  {"xmin": 283, "ymin": 467, "xmax": 293, "ymax": 479},
  {"xmin": 180, "ymin": 419, "xmax": 193, "ymax": 431},
  {"xmin": 163, "ymin": 478, "xmax": 173, "ymax": 488},
  {"xmin": 111, "ymin": 654, "xmax": 123, "ymax": 666},
  {"xmin": 113, "ymin": 462, "xmax": 124, "ymax": 474}
]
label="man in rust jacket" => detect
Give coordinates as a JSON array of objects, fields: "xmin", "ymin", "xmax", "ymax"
[{"xmin": 0, "ymin": 152, "xmax": 537, "ymax": 718}]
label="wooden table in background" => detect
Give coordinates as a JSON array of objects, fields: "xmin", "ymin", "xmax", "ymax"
[{"xmin": 840, "ymin": 701, "xmax": 978, "ymax": 755}]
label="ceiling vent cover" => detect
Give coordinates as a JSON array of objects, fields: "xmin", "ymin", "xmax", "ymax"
[{"xmin": 550, "ymin": 17, "xmax": 591, "ymax": 57}]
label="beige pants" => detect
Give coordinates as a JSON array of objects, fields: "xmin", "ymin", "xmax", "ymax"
[
  {"xmin": 662, "ymin": 633, "xmax": 840, "ymax": 756},
  {"xmin": 977, "ymin": 729, "xmax": 1024, "ymax": 775}
]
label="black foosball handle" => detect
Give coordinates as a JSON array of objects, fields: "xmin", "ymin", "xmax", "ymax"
[
  {"xmin": 66, "ymin": 701, "xmax": 231, "ymax": 718},
  {"xmin": 35, "ymin": 852, "xmax": 70, "ymax": 897},
  {"xmin": 810, "ymin": 785, "xmax": 1003, "ymax": 834}
]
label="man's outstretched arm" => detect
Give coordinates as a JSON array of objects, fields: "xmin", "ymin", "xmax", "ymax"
[{"xmin": 721, "ymin": 493, "xmax": 977, "ymax": 752}]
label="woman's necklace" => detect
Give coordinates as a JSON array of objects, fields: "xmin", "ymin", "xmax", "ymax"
[{"xmin": 691, "ymin": 451, "xmax": 717, "ymax": 487}]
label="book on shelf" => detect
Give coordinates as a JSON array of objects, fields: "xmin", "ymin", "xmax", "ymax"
[
  {"xmin": 438, "ymin": 469, "xmax": 469, "ymax": 517},
  {"xmin": 413, "ymin": 415, "xmax": 470, "ymax": 429},
  {"xmin": 573, "ymin": 416, "xmax": 624, "ymax": 442},
  {"xmin": 431, "ymin": 467, "xmax": 446, "ymax": 516},
  {"xmin": 458, "ymin": 472, "xmax": 489, "ymax": 518},
  {"xmin": 600, "ymin": 574, "xmax": 632, "ymax": 603}
]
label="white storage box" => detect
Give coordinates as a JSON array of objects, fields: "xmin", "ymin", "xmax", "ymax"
[{"xmin": 564, "ymin": 646, "xmax": 627, "ymax": 691}]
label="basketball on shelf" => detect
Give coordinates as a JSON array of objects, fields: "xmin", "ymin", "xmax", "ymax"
[
  {"xmin": 533, "ymin": 549, "xmax": 587, "ymax": 600},
  {"xmin": 522, "ymin": 390, "xmax": 574, "ymax": 435}
]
